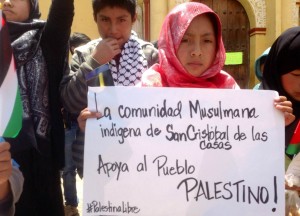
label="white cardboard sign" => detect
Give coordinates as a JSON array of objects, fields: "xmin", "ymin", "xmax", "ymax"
[{"xmin": 83, "ymin": 86, "xmax": 285, "ymax": 216}]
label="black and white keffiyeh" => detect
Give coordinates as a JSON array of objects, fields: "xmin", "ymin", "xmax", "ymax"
[{"xmin": 110, "ymin": 31, "xmax": 148, "ymax": 86}]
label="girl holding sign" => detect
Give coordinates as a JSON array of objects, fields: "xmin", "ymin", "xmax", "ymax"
[
  {"xmin": 139, "ymin": 2, "xmax": 294, "ymax": 125},
  {"xmin": 259, "ymin": 27, "xmax": 300, "ymax": 159},
  {"xmin": 269, "ymin": 28, "xmax": 300, "ymax": 212}
]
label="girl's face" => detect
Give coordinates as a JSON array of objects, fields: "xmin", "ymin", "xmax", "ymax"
[
  {"xmin": 281, "ymin": 69, "xmax": 300, "ymax": 101},
  {"xmin": 1, "ymin": 0, "xmax": 31, "ymax": 22},
  {"xmin": 176, "ymin": 14, "xmax": 217, "ymax": 77}
]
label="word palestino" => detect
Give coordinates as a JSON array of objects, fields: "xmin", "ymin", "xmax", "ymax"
[
  {"xmin": 86, "ymin": 200, "xmax": 140, "ymax": 214},
  {"xmin": 177, "ymin": 176, "xmax": 278, "ymax": 205}
]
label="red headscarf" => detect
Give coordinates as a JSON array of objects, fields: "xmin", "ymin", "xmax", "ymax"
[{"xmin": 141, "ymin": 2, "xmax": 239, "ymax": 89}]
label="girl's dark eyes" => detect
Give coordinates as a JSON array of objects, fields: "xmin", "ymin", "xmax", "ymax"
[{"xmin": 180, "ymin": 39, "xmax": 213, "ymax": 44}]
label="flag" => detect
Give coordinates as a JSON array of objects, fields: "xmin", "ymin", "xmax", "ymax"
[
  {"xmin": 286, "ymin": 120, "xmax": 300, "ymax": 155},
  {"xmin": 0, "ymin": 10, "xmax": 22, "ymax": 138}
]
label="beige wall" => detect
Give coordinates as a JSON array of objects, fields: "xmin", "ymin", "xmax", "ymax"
[
  {"xmin": 39, "ymin": 0, "xmax": 299, "ymax": 46},
  {"xmin": 39, "ymin": 0, "xmax": 299, "ymax": 88},
  {"xmin": 149, "ymin": 1, "xmax": 168, "ymax": 41},
  {"xmin": 39, "ymin": 1, "xmax": 176, "ymax": 42},
  {"xmin": 39, "ymin": 0, "xmax": 99, "ymax": 40}
]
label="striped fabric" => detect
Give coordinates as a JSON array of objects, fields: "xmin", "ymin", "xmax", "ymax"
[
  {"xmin": 0, "ymin": 11, "xmax": 22, "ymax": 138},
  {"xmin": 286, "ymin": 120, "xmax": 300, "ymax": 155},
  {"xmin": 72, "ymin": 129, "xmax": 84, "ymax": 178}
]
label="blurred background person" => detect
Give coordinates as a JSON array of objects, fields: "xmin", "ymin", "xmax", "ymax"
[{"xmin": 62, "ymin": 32, "xmax": 91, "ymax": 216}]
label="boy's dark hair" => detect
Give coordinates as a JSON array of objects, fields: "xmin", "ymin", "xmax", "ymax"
[
  {"xmin": 69, "ymin": 32, "xmax": 91, "ymax": 49},
  {"xmin": 92, "ymin": 0, "xmax": 136, "ymax": 19}
]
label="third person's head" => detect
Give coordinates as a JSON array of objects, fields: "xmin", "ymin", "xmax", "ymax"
[{"xmin": 92, "ymin": 0, "xmax": 137, "ymax": 48}]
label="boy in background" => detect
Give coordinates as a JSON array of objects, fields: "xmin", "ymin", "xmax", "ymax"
[{"xmin": 62, "ymin": 32, "xmax": 91, "ymax": 216}]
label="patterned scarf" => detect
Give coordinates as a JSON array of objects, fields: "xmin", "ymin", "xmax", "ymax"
[
  {"xmin": 110, "ymin": 31, "xmax": 148, "ymax": 86},
  {"xmin": 5, "ymin": 0, "xmax": 49, "ymax": 151},
  {"xmin": 11, "ymin": 28, "xmax": 50, "ymax": 151}
]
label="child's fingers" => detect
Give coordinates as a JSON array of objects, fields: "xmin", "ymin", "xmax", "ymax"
[
  {"xmin": 274, "ymin": 100, "xmax": 292, "ymax": 108},
  {"xmin": 0, "ymin": 148, "xmax": 11, "ymax": 162},
  {"xmin": 274, "ymin": 101, "xmax": 295, "ymax": 126},
  {"xmin": 275, "ymin": 103, "xmax": 293, "ymax": 113},
  {"xmin": 0, "ymin": 161, "xmax": 12, "ymax": 172},
  {"xmin": 0, "ymin": 142, "xmax": 10, "ymax": 153},
  {"xmin": 77, "ymin": 108, "xmax": 102, "ymax": 131},
  {"xmin": 284, "ymin": 112, "xmax": 296, "ymax": 126},
  {"xmin": 274, "ymin": 95, "xmax": 287, "ymax": 102},
  {"xmin": 0, "ymin": 142, "xmax": 12, "ymax": 184},
  {"xmin": 78, "ymin": 109, "xmax": 101, "ymax": 122},
  {"xmin": 0, "ymin": 161, "xmax": 12, "ymax": 184}
]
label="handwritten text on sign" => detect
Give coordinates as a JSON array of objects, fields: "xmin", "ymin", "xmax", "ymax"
[{"xmin": 83, "ymin": 87, "xmax": 284, "ymax": 216}]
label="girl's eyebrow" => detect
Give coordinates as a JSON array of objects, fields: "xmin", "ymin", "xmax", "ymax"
[
  {"xmin": 182, "ymin": 34, "xmax": 191, "ymax": 38},
  {"xmin": 184, "ymin": 32, "xmax": 214, "ymax": 37}
]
